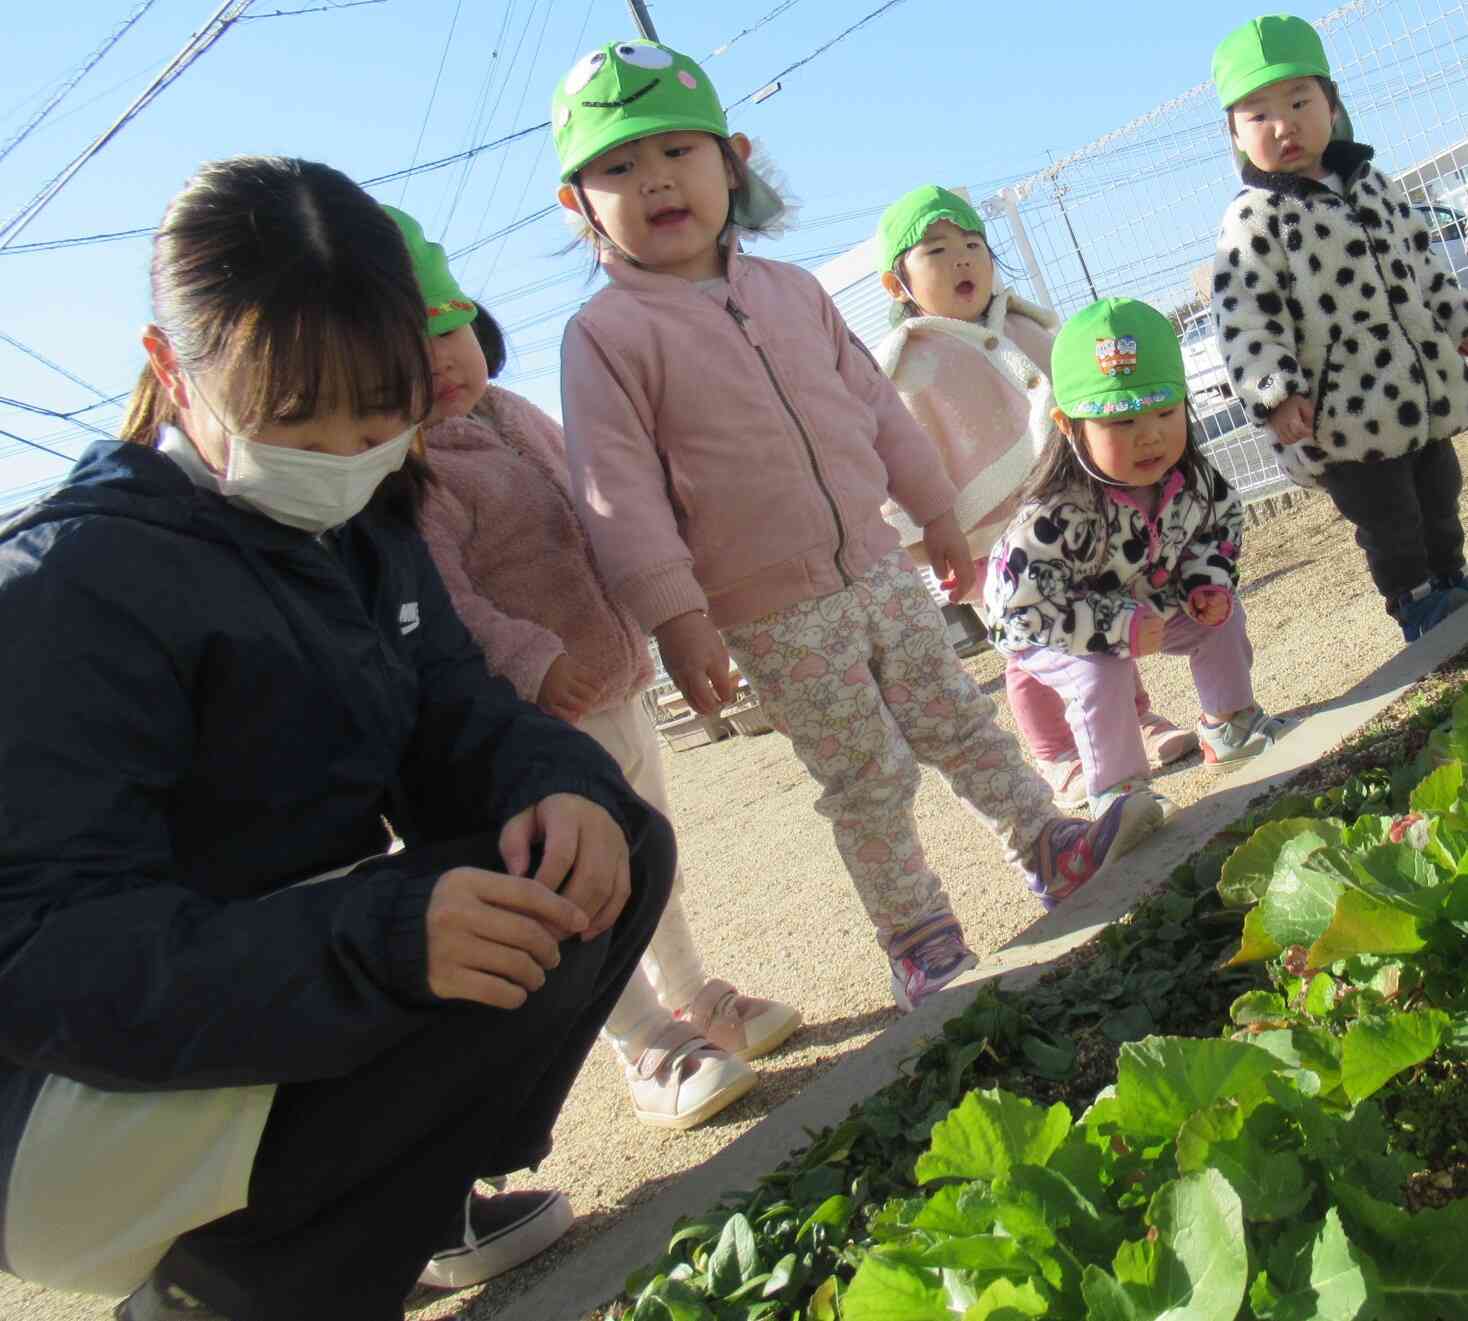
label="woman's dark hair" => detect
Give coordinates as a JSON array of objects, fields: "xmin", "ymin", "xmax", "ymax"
[
  {"xmin": 1019, "ymin": 404, "xmax": 1217, "ymax": 558},
  {"xmin": 470, "ymin": 302, "xmax": 507, "ymax": 379},
  {"xmin": 121, "ymin": 155, "xmax": 435, "ymax": 518}
]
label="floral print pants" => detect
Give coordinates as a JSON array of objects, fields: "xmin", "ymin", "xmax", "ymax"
[{"xmin": 723, "ymin": 552, "xmax": 1056, "ymax": 949}]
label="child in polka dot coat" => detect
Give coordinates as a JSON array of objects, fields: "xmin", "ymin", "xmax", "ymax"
[{"xmin": 1212, "ymin": 14, "xmax": 1468, "ymax": 641}]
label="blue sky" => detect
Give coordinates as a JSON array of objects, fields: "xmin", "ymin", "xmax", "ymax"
[{"xmin": 0, "ymin": 0, "xmax": 1343, "ymax": 509}]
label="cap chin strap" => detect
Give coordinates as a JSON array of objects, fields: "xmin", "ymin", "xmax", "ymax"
[{"xmin": 1064, "ymin": 428, "xmax": 1135, "ymax": 488}]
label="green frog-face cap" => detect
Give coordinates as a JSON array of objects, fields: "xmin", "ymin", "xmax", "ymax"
[{"xmin": 551, "ymin": 40, "xmax": 726, "ymax": 182}]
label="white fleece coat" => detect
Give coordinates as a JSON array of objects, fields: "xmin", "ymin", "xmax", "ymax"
[{"xmin": 1213, "ymin": 139, "xmax": 1468, "ymax": 487}]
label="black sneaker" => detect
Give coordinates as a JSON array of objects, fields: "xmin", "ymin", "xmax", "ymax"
[
  {"xmin": 115, "ymin": 1277, "xmax": 227, "ymax": 1320},
  {"xmin": 418, "ymin": 1188, "xmax": 574, "ymax": 1290}
]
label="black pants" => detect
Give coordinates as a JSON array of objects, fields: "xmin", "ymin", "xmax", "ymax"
[
  {"xmin": 1319, "ymin": 440, "xmax": 1465, "ymax": 612},
  {"xmin": 158, "ymin": 815, "xmax": 675, "ymax": 1321}
]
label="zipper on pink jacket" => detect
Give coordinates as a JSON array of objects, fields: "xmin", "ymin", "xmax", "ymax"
[{"xmin": 724, "ymin": 299, "xmax": 853, "ymax": 587}]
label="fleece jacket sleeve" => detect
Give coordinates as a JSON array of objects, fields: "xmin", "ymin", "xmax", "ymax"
[
  {"xmin": 821, "ymin": 289, "xmax": 957, "ymax": 528},
  {"xmin": 560, "ymin": 316, "xmax": 708, "ymax": 633},
  {"xmin": 984, "ymin": 503, "xmax": 1152, "ymax": 658},
  {"xmin": 1213, "ymin": 195, "xmax": 1308, "ymax": 425},
  {"xmin": 418, "ymin": 481, "xmax": 565, "ymax": 705}
]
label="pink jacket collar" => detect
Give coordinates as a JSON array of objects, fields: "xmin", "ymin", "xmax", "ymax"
[{"xmin": 1105, "ymin": 466, "xmax": 1186, "ymax": 520}]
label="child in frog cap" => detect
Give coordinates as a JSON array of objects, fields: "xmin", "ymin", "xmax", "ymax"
[
  {"xmin": 986, "ymin": 298, "xmax": 1290, "ymax": 813},
  {"xmin": 551, "ymin": 40, "xmax": 1165, "ymax": 1011},
  {"xmin": 874, "ymin": 185, "xmax": 1196, "ymax": 808},
  {"xmin": 387, "ymin": 205, "xmax": 802, "ymax": 1136},
  {"xmin": 1212, "ymin": 13, "xmax": 1468, "ymax": 642}
]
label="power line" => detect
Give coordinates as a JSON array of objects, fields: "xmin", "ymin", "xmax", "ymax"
[
  {"xmin": 1, "ymin": 0, "xmax": 259, "ymax": 251},
  {"xmin": 0, "ymin": 0, "xmax": 160, "ymax": 169},
  {"xmin": 238, "ymin": 0, "xmax": 386, "ymax": 18},
  {"xmin": 397, "ymin": 0, "xmax": 465, "ymax": 205},
  {"xmin": 706, "ymin": 0, "xmax": 803, "ymax": 59},
  {"xmin": 0, "ymin": 397, "xmax": 116, "ymax": 441},
  {"xmin": 725, "ymin": 0, "xmax": 912, "ymax": 111},
  {"xmin": 0, "ymin": 330, "xmax": 112, "ymax": 400},
  {"xmin": 0, "ymin": 426, "xmax": 77, "ymax": 464}
]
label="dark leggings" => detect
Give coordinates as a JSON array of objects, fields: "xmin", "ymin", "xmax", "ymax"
[
  {"xmin": 159, "ymin": 816, "xmax": 675, "ymax": 1321},
  {"xmin": 1319, "ymin": 440, "xmax": 1465, "ymax": 610}
]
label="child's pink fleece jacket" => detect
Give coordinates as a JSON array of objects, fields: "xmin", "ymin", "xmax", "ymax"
[
  {"xmin": 418, "ymin": 386, "xmax": 652, "ymax": 713},
  {"xmin": 559, "ymin": 246, "xmax": 958, "ymax": 631}
]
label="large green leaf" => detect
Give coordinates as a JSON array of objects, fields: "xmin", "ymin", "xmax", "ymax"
[
  {"xmin": 707, "ymin": 1212, "xmax": 759, "ymax": 1297},
  {"xmin": 842, "ymin": 1254, "xmax": 950, "ymax": 1321},
  {"xmin": 1229, "ymin": 906, "xmax": 1284, "ymax": 965},
  {"xmin": 632, "ymin": 1274, "xmax": 718, "ymax": 1321},
  {"xmin": 1115, "ymin": 1037, "xmax": 1279, "ymax": 1138},
  {"xmin": 916, "ymin": 1089, "xmax": 1072, "ymax": 1184},
  {"xmin": 1340, "ymin": 1008, "xmax": 1448, "ymax": 1103},
  {"xmin": 1218, "ymin": 820, "xmax": 1342, "ymax": 909},
  {"xmin": 1411, "ymin": 760, "xmax": 1464, "ymax": 814},
  {"xmin": 1258, "ymin": 847, "xmax": 1349, "ymax": 951},
  {"xmin": 1246, "ymin": 1025, "xmax": 1343, "ymax": 1099},
  {"xmin": 1249, "ymin": 1208, "xmax": 1375, "ymax": 1321},
  {"xmin": 1333, "ymin": 1178, "xmax": 1468, "ymax": 1319},
  {"xmin": 1307, "ymin": 888, "xmax": 1427, "ymax": 967},
  {"xmin": 961, "ymin": 1277, "xmax": 1051, "ymax": 1319},
  {"xmin": 1079, "ymin": 1171, "xmax": 1247, "ymax": 1320},
  {"xmin": 1174, "ymin": 1100, "xmax": 1312, "ymax": 1222}
]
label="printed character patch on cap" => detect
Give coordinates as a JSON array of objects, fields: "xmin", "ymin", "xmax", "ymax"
[{"xmin": 1095, "ymin": 336, "xmax": 1138, "ymax": 377}]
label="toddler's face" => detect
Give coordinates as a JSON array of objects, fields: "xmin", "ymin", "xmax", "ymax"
[
  {"xmin": 1075, "ymin": 406, "xmax": 1188, "ymax": 489},
  {"xmin": 1230, "ymin": 77, "xmax": 1334, "ymax": 178},
  {"xmin": 568, "ymin": 131, "xmax": 739, "ymax": 281},
  {"xmin": 427, "ymin": 324, "xmax": 489, "ymax": 425},
  {"xmin": 889, "ymin": 219, "xmax": 995, "ymax": 321}
]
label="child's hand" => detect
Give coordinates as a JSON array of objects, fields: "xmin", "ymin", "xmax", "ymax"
[
  {"xmin": 538, "ymin": 655, "xmax": 600, "ymax": 723},
  {"xmin": 654, "ymin": 610, "xmax": 736, "ymax": 716},
  {"xmin": 922, "ymin": 510, "xmax": 976, "ymax": 603},
  {"xmin": 1268, "ymin": 396, "xmax": 1314, "ymax": 445},
  {"xmin": 1133, "ymin": 613, "xmax": 1165, "ymax": 657},
  {"xmin": 1458, "ymin": 337, "xmax": 1468, "ymax": 359},
  {"xmin": 1192, "ymin": 592, "xmax": 1231, "ymax": 627}
]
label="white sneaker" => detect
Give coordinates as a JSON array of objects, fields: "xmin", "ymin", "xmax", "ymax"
[
  {"xmin": 1037, "ymin": 755, "xmax": 1088, "ymax": 809},
  {"xmin": 1090, "ymin": 779, "xmax": 1178, "ymax": 822},
  {"xmin": 675, "ymin": 978, "xmax": 802, "ymax": 1062},
  {"xmin": 627, "ymin": 1021, "xmax": 756, "ymax": 1130}
]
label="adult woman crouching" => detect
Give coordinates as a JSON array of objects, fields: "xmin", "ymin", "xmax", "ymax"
[{"xmin": 0, "ymin": 155, "xmax": 673, "ymax": 1321}]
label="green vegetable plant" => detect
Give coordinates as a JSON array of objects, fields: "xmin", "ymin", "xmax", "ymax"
[{"xmin": 845, "ymin": 1032, "xmax": 1462, "ymax": 1320}]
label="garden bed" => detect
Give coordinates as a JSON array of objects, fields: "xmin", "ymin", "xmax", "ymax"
[{"xmin": 610, "ymin": 644, "xmax": 1468, "ymax": 1320}]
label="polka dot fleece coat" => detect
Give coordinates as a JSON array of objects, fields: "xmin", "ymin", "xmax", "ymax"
[
  {"xmin": 983, "ymin": 464, "xmax": 1244, "ymax": 659},
  {"xmin": 1213, "ymin": 139, "xmax": 1468, "ymax": 487}
]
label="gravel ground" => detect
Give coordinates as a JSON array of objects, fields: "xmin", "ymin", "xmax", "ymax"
[{"xmin": 5, "ymin": 442, "xmax": 1463, "ymax": 1321}]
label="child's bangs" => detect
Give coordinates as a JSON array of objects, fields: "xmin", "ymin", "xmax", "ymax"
[{"xmin": 220, "ymin": 289, "xmax": 432, "ymax": 433}]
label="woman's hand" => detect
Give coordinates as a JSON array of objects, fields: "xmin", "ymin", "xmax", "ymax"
[
  {"xmin": 500, "ymin": 794, "xmax": 632, "ymax": 941},
  {"xmin": 922, "ymin": 510, "xmax": 976, "ymax": 603},
  {"xmin": 537, "ymin": 654, "xmax": 600, "ymax": 723},
  {"xmin": 425, "ymin": 866, "xmax": 586, "ymax": 1007},
  {"xmin": 654, "ymin": 610, "xmax": 735, "ymax": 715}
]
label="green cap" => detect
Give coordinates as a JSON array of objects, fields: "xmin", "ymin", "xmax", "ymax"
[
  {"xmin": 1052, "ymin": 298, "xmax": 1186, "ymax": 419},
  {"xmin": 382, "ymin": 205, "xmax": 475, "ymax": 337},
  {"xmin": 552, "ymin": 40, "xmax": 726, "ymax": 182},
  {"xmin": 1212, "ymin": 14, "xmax": 1330, "ymax": 109},
  {"xmin": 876, "ymin": 185, "xmax": 985, "ymax": 276}
]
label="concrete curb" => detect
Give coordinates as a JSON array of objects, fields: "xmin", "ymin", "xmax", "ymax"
[{"xmin": 500, "ymin": 611, "xmax": 1468, "ymax": 1321}]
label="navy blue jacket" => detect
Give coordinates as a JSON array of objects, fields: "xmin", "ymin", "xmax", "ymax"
[{"xmin": 0, "ymin": 440, "xmax": 649, "ymax": 1107}]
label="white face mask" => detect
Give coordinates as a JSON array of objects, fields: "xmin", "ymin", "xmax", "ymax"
[
  {"xmin": 221, "ymin": 429, "xmax": 415, "ymax": 534},
  {"xmin": 185, "ymin": 374, "xmax": 415, "ymax": 533}
]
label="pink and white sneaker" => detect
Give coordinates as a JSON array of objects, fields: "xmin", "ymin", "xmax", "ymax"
[{"xmin": 675, "ymin": 979, "xmax": 802, "ymax": 1062}]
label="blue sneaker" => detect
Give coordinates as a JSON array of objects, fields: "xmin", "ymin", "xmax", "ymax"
[
  {"xmin": 1397, "ymin": 584, "xmax": 1468, "ymax": 642},
  {"xmin": 888, "ymin": 913, "xmax": 977, "ymax": 1012},
  {"xmin": 1026, "ymin": 792, "xmax": 1165, "ymax": 911}
]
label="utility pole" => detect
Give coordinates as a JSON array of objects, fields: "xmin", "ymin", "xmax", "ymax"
[
  {"xmin": 1046, "ymin": 149, "xmax": 1099, "ymax": 303},
  {"xmin": 626, "ymin": 0, "xmax": 659, "ymax": 41}
]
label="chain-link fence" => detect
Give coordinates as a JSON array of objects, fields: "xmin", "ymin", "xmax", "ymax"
[{"xmin": 816, "ymin": 0, "xmax": 1468, "ymax": 505}]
